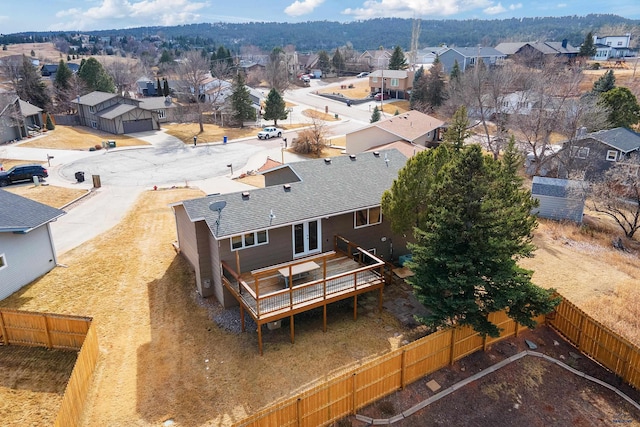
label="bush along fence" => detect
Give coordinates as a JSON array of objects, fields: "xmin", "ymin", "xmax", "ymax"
[
  {"xmin": 0, "ymin": 308, "xmax": 99, "ymax": 427},
  {"xmin": 234, "ymin": 295, "xmax": 640, "ymax": 427}
]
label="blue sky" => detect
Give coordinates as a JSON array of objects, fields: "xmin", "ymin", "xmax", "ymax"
[{"xmin": 0, "ymin": 0, "xmax": 638, "ymax": 34}]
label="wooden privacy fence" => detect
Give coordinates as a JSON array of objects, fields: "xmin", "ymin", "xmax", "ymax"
[
  {"xmin": 0, "ymin": 308, "xmax": 99, "ymax": 427},
  {"xmin": 546, "ymin": 296, "xmax": 640, "ymax": 390},
  {"xmin": 235, "ymin": 295, "xmax": 640, "ymax": 427},
  {"xmin": 234, "ymin": 310, "xmax": 539, "ymax": 427}
]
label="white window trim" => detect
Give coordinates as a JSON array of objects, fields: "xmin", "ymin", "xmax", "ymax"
[
  {"xmin": 390, "ymin": 78, "xmax": 399, "ymax": 87},
  {"xmin": 90, "ymin": 121, "xmax": 98, "ymax": 129},
  {"xmin": 0, "ymin": 253, "xmax": 6, "ymax": 271},
  {"xmin": 155, "ymin": 109, "xmax": 166, "ymax": 119},
  {"xmin": 372, "ymin": 77, "xmax": 378, "ymax": 83},
  {"xmin": 354, "ymin": 207, "xmax": 382, "ymax": 229},
  {"xmin": 89, "ymin": 105, "xmax": 96, "ymax": 113},
  {"xmin": 571, "ymin": 146, "xmax": 589, "ymax": 159},
  {"xmin": 230, "ymin": 230, "xmax": 269, "ymax": 251},
  {"xmin": 606, "ymin": 150, "xmax": 618, "ymax": 162}
]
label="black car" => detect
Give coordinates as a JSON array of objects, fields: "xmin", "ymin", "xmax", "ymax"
[{"xmin": 0, "ymin": 164, "xmax": 48, "ymax": 186}]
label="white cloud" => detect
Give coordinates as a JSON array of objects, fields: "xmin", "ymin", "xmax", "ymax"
[
  {"xmin": 285, "ymin": 0, "xmax": 325, "ymax": 17},
  {"xmin": 509, "ymin": 3, "xmax": 523, "ymax": 10},
  {"xmin": 342, "ymin": 0, "xmax": 492, "ymax": 20},
  {"xmin": 556, "ymin": 3, "xmax": 567, "ymax": 8},
  {"xmin": 484, "ymin": 3, "xmax": 506, "ymax": 14},
  {"xmin": 50, "ymin": 0, "xmax": 209, "ymax": 31}
]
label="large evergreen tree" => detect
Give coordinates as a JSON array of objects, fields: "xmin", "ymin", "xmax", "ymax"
[
  {"xmin": 15, "ymin": 55, "xmax": 51, "ymax": 110},
  {"xmin": 316, "ymin": 50, "xmax": 331, "ymax": 75},
  {"xmin": 370, "ymin": 106, "xmax": 381, "ymax": 123},
  {"xmin": 579, "ymin": 32, "xmax": 597, "ymax": 58},
  {"xmin": 263, "ymin": 88, "xmax": 288, "ymax": 126},
  {"xmin": 332, "ymin": 48, "xmax": 345, "ymax": 77},
  {"xmin": 389, "ymin": 45, "xmax": 408, "ymax": 70},
  {"xmin": 383, "ymin": 141, "xmax": 557, "ymax": 337},
  {"xmin": 599, "ymin": 87, "xmax": 640, "ymax": 129},
  {"xmin": 54, "ymin": 59, "xmax": 72, "ymax": 91},
  {"xmin": 78, "ymin": 57, "xmax": 115, "ymax": 93},
  {"xmin": 230, "ymin": 72, "xmax": 254, "ymax": 127},
  {"xmin": 443, "ymin": 106, "xmax": 471, "ymax": 150},
  {"xmin": 422, "ymin": 57, "xmax": 447, "ymax": 110},
  {"xmin": 409, "ymin": 66, "xmax": 425, "ymax": 110}
]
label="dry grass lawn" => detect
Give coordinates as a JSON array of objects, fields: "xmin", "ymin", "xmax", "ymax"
[
  {"xmin": 17, "ymin": 125, "xmax": 149, "ymax": 150},
  {"xmin": 0, "ymin": 188, "xmax": 407, "ymax": 427},
  {"xmin": 318, "ymin": 79, "xmax": 371, "ymax": 99},
  {"xmin": 302, "ymin": 109, "xmax": 340, "ymax": 121},
  {"xmin": 164, "ymin": 122, "xmax": 305, "ymax": 144},
  {"xmin": 3, "ymin": 184, "xmax": 87, "ymax": 208}
]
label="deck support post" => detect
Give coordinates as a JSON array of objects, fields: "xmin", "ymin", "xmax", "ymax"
[
  {"xmin": 258, "ymin": 324, "xmax": 263, "ymax": 356},
  {"xmin": 290, "ymin": 315, "xmax": 295, "ymax": 343},
  {"xmin": 240, "ymin": 305, "xmax": 245, "ymax": 332},
  {"xmin": 353, "ymin": 295, "xmax": 358, "ymax": 321},
  {"xmin": 323, "ymin": 305, "xmax": 327, "ymax": 332},
  {"xmin": 378, "ymin": 286, "xmax": 383, "ymax": 313}
]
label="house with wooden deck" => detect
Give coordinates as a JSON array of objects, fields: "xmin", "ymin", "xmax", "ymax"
[{"xmin": 172, "ymin": 150, "xmax": 411, "ymax": 353}]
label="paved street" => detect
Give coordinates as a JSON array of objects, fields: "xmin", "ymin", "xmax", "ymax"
[{"xmin": 3, "ymin": 81, "xmax": 372, "ymax": 254}]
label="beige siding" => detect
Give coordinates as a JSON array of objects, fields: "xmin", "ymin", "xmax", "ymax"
[{"xmin": 346, "ymin": 127, "xmax": 398, "ymax": 154}]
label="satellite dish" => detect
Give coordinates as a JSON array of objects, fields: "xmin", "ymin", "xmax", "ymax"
[{"xmin": 209, "ymin": 200, "xmax": 227, "ymax": 212}]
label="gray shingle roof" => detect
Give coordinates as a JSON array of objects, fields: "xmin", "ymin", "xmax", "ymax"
[
  {"xmin": 446, "ymin": 47, "xmax": 506, "ymax": 58},
  {"xmin": 97, "ymin": 103, "xmax": 136, "ymax": 119},
  {"xmin": 180, "ymin": 149, "xmax": 407, "ymax": 238},
  {"xmin": 73, "ymin": 91, "xmax": 118, "ymax": 106},
  {"xmin": 532, "ymin": 176, "xmax": 584, "ymax": 198},
  {"xmin": 581, "ymin": 127, "xmax": 640, "ymax": 153},
  {"xmin": 0, "ymin": 190, "xmax": 65, "ymax": 233}
]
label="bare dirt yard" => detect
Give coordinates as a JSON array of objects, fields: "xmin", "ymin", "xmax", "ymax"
[{"xmin": 350, "ymin": 326, "xmax": 640, "ymax": 426}]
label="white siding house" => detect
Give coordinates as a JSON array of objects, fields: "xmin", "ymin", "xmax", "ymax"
[{"xmin": 0, "ymin": 190, "xmax": 65, "ymax": 300}]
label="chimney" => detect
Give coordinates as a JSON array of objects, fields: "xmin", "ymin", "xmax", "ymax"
[{"xmin": 561, "ymin": 39, "xmax": 567, "ymax": 49}]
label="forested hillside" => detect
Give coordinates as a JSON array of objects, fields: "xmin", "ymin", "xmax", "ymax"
[{"xmin": 2, "ymin": 14, "xmax": 638, "ymax": 52}]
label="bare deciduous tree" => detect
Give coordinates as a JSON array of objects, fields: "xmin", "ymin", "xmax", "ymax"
[
  {"xmin": 103, "ymin": 58, "xmax": 140, "ymax": 96},
  {"xmin": 265, "ymin": 47, "xmax": 289, "ymax": 93},
  {"xmin": 590, "ymin": 154, "xmax": 640, "ymax": 239},
  {"xmin": 291, "ymin": 118, "xmax": 329, "ymax": 157},
  {"xmin": 175, "ymin": 50, "xmax": 212, "ymax": 133}
]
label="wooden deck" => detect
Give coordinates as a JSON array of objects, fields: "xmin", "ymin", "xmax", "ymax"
[{"xmin": 221, "ymin": 237, "xmax": 388, "ymax": 354}]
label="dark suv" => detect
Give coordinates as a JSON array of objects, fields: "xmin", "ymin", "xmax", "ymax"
[{"xmin": 0, "ymin": 164, "xmax": 48, "ymax": 186}]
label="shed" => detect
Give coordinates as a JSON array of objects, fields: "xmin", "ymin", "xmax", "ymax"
[{"xmin": 531, "ymin": 176, "xmax": 585, "ymax": 223}]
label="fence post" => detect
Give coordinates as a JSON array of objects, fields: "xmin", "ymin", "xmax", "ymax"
[
  {"xmin": 483, "ymin": 334, "xmax": 488, "ymax": 351},
  {"xmin": 576, "ymin": 312, "xmax": 585, "ymax": 351},
  {"xmin": 297, "ymin": 397, "xmax": 302, "ymax": 427},
  {"xmin": 401, "ymin": 349, "xmax": 407, "ymax": 389},
  {"xmin": 42, "ymin": 314, "xmax": 53, "ymax": 349},
  {"xmin": 0, "ymin": 311, "xmax": 7, "ymax": 345},
  {"xmin": 352, "ymin": 373, "xmax": 357, "ymax": 414},
  {"xmin": 515, "ymin": 321, "xmax": 520, "ymax": 337},
  {"xmin": 449, "ymin": 329, "xmax": 456, "ymax": 365}
]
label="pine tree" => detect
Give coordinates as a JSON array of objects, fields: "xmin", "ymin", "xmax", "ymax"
[
  {"xmin": 423, "ymin": 57, "xmax": 447, "ymax": 110},
  {"xmin": 45, "ymin": 113, "xmax": 55, "ymax": 130},
  {"xmin": 332, "ymin": 48, "xmax": 344, "ymax": 77},
  {"xmin": 450, "ymin": 59, "xmax": 461, "ymax": 82},
  {"xmin": 599, "ymin": 87, "xmax": 640, "ymax": 129},
  {"xmin": 389, "ymin": 45, "xmax": 408, "ymax": 70},
  {"xmin": 579, "ymin": 32, "xmax": 597, "ymax": 58},
  {"xmin": 16, "ymin": 55, "xmax": 51, "ymax": 111},
  {"xmin": 383, "ymin": 143, "xmax": 557, "ymax": 337},
  {"xmin": 443, "ymin": 106, "xmax": 470, "ymax": 150},
  {"xmin": 409, "ymin": 66, "xmax": 425, "ymax": 110},
  {"xmin": 54, "ymin": 59, "xmax": 72, "ymax": 91},
  {"xmin": 156, "ymin": 78, "xmax": 162, "ymax": 96},
  {"xmin": 230, "ymin": 72, "xmax": 254, "ymax": 127},
  {"xmin": 163, "ymin": 78, "xmax": 170, "ymax": 97},
  {"xmin": 370, "ymin": 106, "xmax": 381, "ymax": 123},
  {"xmin": 263, "ymin": 88, "xmax": 288, "ymax": 126},
  {"xmin": 592, "ymin": 70, "xmax": 615, "ymax": 94},
  {"xmin": 77, "ymin": 57, "xmax": 115, "ymax": 93},
  {"xmin": 317, "ymin": 50, "xmax": 331, "ymax": 75}
]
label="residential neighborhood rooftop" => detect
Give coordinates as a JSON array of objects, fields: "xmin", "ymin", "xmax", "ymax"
[
  {"xmin": 0, "ymin": 190, "xmax": 65, "ymax": 233},
  {"xmin": 580, "ymin": 127, "xmax": 640, "ymax": 154}
]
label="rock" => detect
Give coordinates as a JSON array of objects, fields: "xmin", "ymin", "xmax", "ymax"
[
  {"xmin": 569, "ymin": 351, "xmax": 582, "ymax": 360},
  {"xmin": 525, "ymin": 339, "xmax": 537, "ymax": 349},
  {"xmin": 559, "ymin": 355, "xmax": 565, "ymax": 360},
  {"xmin": 553, "ymin": 340, "xmax": 560, "ymax": 346},
  {"xmin": 426, "ymin": 379, "xmax": 441, "ymax": 392}
]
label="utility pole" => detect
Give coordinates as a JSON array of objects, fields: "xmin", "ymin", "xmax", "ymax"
[{"xmin": 410, "ymin": 18, "xmax": 421, "ymax": 70}]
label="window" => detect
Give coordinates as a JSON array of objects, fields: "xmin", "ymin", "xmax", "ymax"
[
  {"xmin": 617, "ymin": 41, "xmax": 623, "ymax": 46},
  {"xmin": 390, "ymin": 78, "xmax": 399, "ymax": 87},
  {"xmin": 90, "ymin": 121, "xmax": 97, "ymax": 129},
  {"xmin": 355, "ymin": 207, "xmax": 382, "ymax": 228},
  {"xmin": 606, "ymin": 150, "xmax": 618, "ymax": 162},
  {"xmin": 372, "ymin": 77, "xmax": 378, "ymax": 83},
  {"xmin": 155, "ymin": 109, "xmax": 166, "ymax": 119},
  {"xmin": 0, "ymin": 253, "xmax": 6, "ymax": 271},
  {"xmin": 89, "ymin": 106, "xmax": 95, "ymax": 113},
  {"xmin": 571, "ymin": 146, "xmax": 589, "ymax": 159},
  {"xmin": 231, "ymin": 230, "xmax": 268, "ymax": 250}
]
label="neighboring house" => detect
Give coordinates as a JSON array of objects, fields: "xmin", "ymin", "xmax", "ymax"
[
  {"xmin": 0, "ymin": 190, "xmax": 65, "ymax": 300},
  {"xmin": 562, "ymin": 127, "xmax": 640, "ymax": 180},
  {"xmin": 40, "ymin": 62, "xmax": 79, "ymax": 77},
  {"xmin": 172, "ymin": 150, "xmax": 411, "ymax": 351},
  {"xmin": 413, "ymin": 46, "xmax": 448, "ymax": 69},
  {"xmin": 0, "ymin": 94, "xmax": 43, "ymax": 144},
  {"xmin": 439, "ymin": 46, "xmax": 506, "ymax": 73},
  {"xmin": 592, "ymin": 34, "xmax": 635, "ymax": 60},
  {"xmin": 72, "ymin": 91, "xmax": 162, "ymax": 134},
  {"xmin": 494, "ymin": 41, "xmax": 578, "ymax": 66},
  {"xmin": 368, "ymin": 69, "xmax": 415, "ymax": 99},
  {"xmin": 346, "ymin": 110, "xmax": 444, "ymax": 154},
  {"xmin": 138, "ymin": 96, "xmax": 177, "ymax": 124},
  {"xmin": 475, "ymin": 91, "xmax": 537, "ymax": 119},
  {"xmin": 531, "ymin": 176, "xmax": 585, "ymax": 223},
  {"xmin": 359, "ymin": 49, "xmax": 393, "ymax": 69}
]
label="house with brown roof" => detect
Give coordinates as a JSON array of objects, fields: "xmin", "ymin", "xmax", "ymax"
[
  {"xmin": 368, "ymin": 69, "xmax": 415, "ymax": 99},
  {"xmin": 345, "ymin": 110, "xmax": 445, "ymax": 155},
  {"xmin": 494, "ymin": 40, "xmax": 579, "ymax": 67}
]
